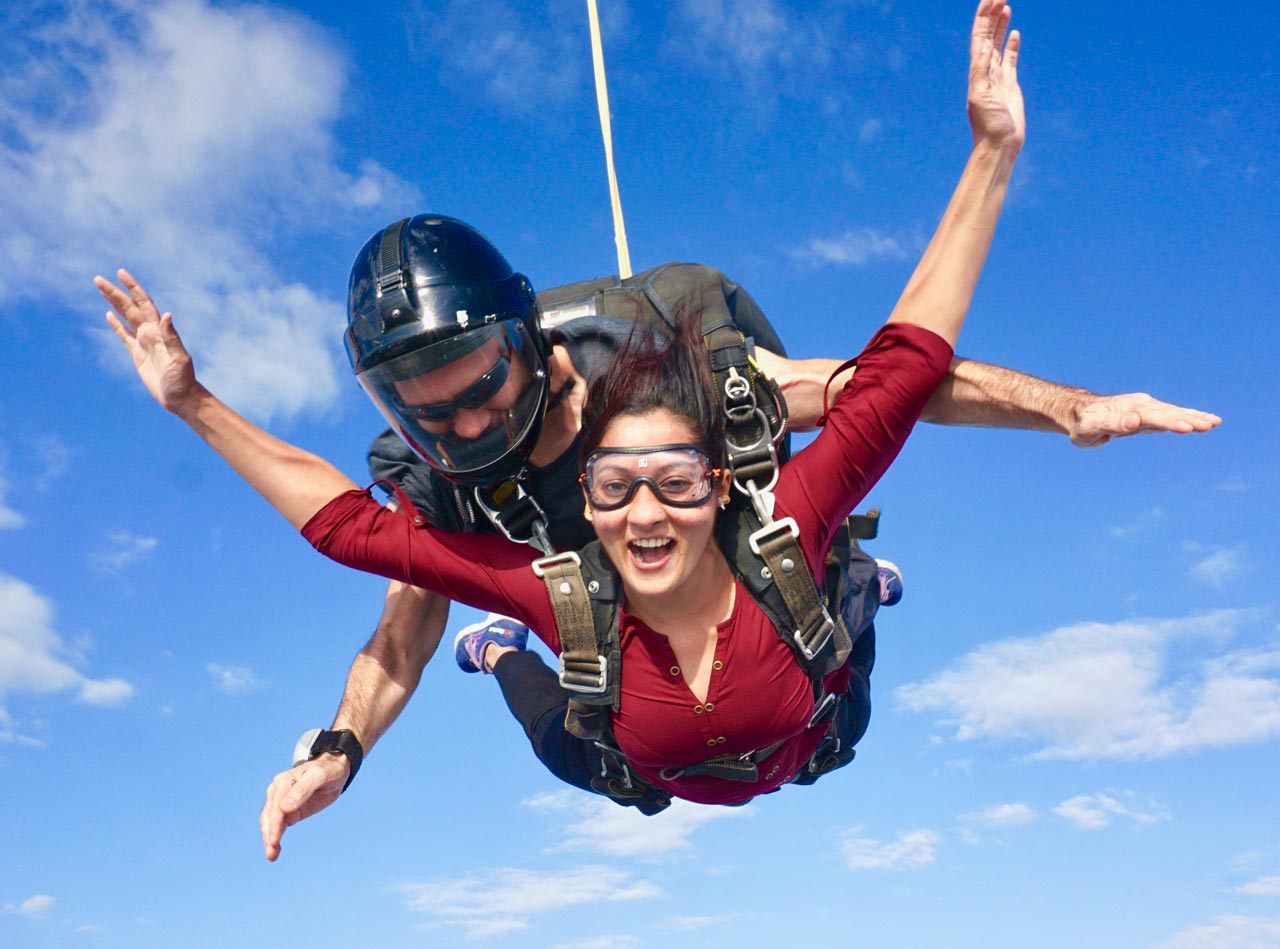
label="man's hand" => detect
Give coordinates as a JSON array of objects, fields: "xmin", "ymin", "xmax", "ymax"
[
  {"xmin": 1069, "ymin": 392, "xmax": 1222, "ymax": 448},
  {"xmin": 260, "ymin": 754, "xmax": 350, "ymax": 862}
]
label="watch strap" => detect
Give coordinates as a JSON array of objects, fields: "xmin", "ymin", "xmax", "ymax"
[{"xmin": 300, "ymin": 728, "xmax": 364, "ymax": 793}]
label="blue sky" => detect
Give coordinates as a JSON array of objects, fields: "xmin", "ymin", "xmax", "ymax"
[{"xmin": 1, "ymin": 0, "xmax": 1277, "ymax": 946}]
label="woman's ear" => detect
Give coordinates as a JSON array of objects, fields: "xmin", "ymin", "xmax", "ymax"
[{"xmin": 582, "ymin": 488, "xmax": 593, "ymax": 522}]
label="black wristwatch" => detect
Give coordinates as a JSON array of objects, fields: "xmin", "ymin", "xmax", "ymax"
[{"xmin": 293, "ymin": 728, "xmax": 363, "ymax": 793}]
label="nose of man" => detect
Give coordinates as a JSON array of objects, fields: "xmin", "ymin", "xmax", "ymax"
[{"xmin": 449, "ymin": 405, "xmax": 499, "ymax": 440}]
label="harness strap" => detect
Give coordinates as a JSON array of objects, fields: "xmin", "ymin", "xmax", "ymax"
[
  {"xmin": 531, "ymin": 552, "xmax": 613, "ymax": 700},
  {"xmin": 750, "ymin": 518, "xmax": 838, "ymax": 663},
  {"xmin": 659, "ymin": 737, "xmax": 790, "ymax": 783}
]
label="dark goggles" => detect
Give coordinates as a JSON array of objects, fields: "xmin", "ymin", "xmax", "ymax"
[
  {"xmin": 389, "ymin": 353, "xmax": 511, "ymax": 423},
  {"xmin": 580, "ymin": 444, "xmax": 721, "ymax": 511}
]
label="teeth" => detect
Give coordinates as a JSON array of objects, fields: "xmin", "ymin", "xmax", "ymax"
[{"xmin": 631, "ymin": 538, "xmax": 671, "ymax": 548}]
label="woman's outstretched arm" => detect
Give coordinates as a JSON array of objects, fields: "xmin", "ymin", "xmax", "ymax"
[
  {"xmin": 96, "ymin": 269, "xmax": 358, "ymax": 529},
  {"xmin": 885, "ymin": 0, "xmax": 1024, "ymax": 348}
]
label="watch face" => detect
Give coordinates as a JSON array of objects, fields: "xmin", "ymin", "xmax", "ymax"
[{"xmin": 292, "ymin": 727, "xmax": 323, "ymax": 767}]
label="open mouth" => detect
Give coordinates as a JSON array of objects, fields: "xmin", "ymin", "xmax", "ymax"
[{"xmin": 628, "ymin": 537, "xmax": 674, "ymax": 567}]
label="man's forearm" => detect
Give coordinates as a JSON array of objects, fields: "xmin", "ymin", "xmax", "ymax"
[
  {"xmin": 920, "ymin": 357, "xmax": 1088, "ymax": 433},
  {"xmin": 758, "ymin": 350, "xmax": 1086, "ymax": 435},
  {"xmin": 330, "ymin": 583, "xmax": 449, "ymax": 752}
]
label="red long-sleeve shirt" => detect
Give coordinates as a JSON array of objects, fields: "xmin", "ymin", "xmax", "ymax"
[{"xmin": 303, "ymin": 323, "xmax": 953, "ymax": 804}]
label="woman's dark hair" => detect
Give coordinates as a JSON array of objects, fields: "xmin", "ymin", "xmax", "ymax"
[{"xmin": 579, "ymin": 303, "xmax": 725, "ymax": 468}]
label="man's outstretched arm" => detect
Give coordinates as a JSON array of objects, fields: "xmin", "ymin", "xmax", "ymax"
[
  {"xmin": 260, "ymin": 582, "xmax": 447, "ymax": 862},
  {"xmin": 756, "ymin": 349, "xmax": 1220, "ymax": 446}
]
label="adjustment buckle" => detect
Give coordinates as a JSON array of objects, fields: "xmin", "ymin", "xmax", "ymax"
[
  {"xmin": 560, "ymin": 652, "xmax": 609, "ymax": 695},
  {"xmin": 530, "ymin": 550, "xmax": 582, "ymax": 578},
  {"xmin": 747, "ymin": 516, "xmax": 799, "ymax": 556}
]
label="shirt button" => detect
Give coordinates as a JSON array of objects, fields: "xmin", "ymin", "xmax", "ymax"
[
  {"xmin": 670, "ymin": 666, "xmax": 680, "ymax": 676},
  {"xmin": 704, "ymin": 702, "xmax": 716, "ymax": 712},
  {"xmin": 693, "ymin": 705, "xmax": 705, "ymax": 714},
  {"xmin": 712, "ymin": 660, "xmax": 723, "ymax": 670}
]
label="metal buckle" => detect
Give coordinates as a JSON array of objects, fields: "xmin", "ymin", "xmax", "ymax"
[
  {"xmin": 530, "ymin": 550, "xmax": 582, "ymax": 578},
  {"xmin": 747, "ymin": 516, "xmax": 799, "ymax": 556},
  {"xmin": 559, "ymin": 651, "xmax": 608, "ymax": 695},
  {"xmin": 475, "ymin": 483, "xmax": 553, "ymax": 556},
  {"xmin": 808, "ymin": 691, "xmax": 838, "ymax": 729},
  {"xmin": 793, "ymin": 610, "xmax": 835, "ymax": 661}
]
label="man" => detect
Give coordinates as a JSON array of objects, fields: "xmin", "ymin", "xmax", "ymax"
[{"xmin": 262, "ymin": 214, "xmax": 1219, "ymax": 860}]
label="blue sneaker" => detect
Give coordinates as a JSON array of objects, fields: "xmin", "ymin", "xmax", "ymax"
[
  {"xmin": 454, "ymin": 614, "xmax": 529, "ymax": 674},
  {"xmin": 876, "ymin": 560, "xmax": 904, "ymax": 607}
]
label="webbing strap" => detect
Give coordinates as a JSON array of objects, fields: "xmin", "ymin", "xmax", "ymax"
[
  {"xmin": 661, "ymin": 738, "xmax": 789, "ymax": 783},
  {"xmin": 532, "ymin": 552, "xmax": 610, "ymax": 697},
  {"xmin": 753, "ymin": 522, "xmax": 836, "ymax": 662}
]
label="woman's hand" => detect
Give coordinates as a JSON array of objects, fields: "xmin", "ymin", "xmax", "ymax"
[
  {"xmin": 96, "ymin": 269, "xmax": 206, "ymax": 416},
  {"xmin": 968, "ymin": 0, "xmax": 1024, "ymax": 155}
]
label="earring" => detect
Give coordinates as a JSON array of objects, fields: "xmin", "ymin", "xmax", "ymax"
[{"xmin": 717, "ymin": 496, "xmax": 728, "ymax": 510}]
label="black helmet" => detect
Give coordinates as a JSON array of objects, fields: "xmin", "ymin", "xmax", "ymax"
[{"xmin": 345, "ymin": 215, "xmax": 549, "ymax": 486}]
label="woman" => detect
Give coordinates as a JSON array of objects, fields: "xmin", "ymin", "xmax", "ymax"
[{"xmin": 98, "ymin": 0, "xmax": 1023, "ymax": 808}]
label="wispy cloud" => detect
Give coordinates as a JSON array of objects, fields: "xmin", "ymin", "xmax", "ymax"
[
  {"xmin": 524, "ymin": 790, "xmax": 753, "ymax": 857},
  {"xmin": 840, "ymin": 828, "xmax": 939, "ymax": 871},
  {"xmin": 1052, "ymin": 792, "xmax": 1170, "ymax": 831},
  {"xmin": 668, "ymin": 0, "xmax": 837, "ymax": 86},
  {"xmin": 553, "ymin": 938, "xmax": 643, "ymax": 949},
  {"xmin": 896, "ymin": 610, "xmax": 1280, "ymax": 760},
  {"xmin": 31, "ymin": 435, "xmax": 72, "ymax": 491},
  {"xmin": 395, "ymin": 865, "xmax": 661, "ymax": 939},
  {"xmin": 1158, "ymin": 914, "xmax": 1280, "ymax": 949},
  {"xmin": 1238, "ymin": 875, "xmax": 1280, "ymax": 896},
  {"xmin": 0, "ymin": 573, "xmax": 134, "ymax": 743},
  {"xmin": 1, "ymin": 894, "xmax": 55, "ymax": 916},
  {"xmin": 206, "ymin": 663, "xmax": 267, "ymax": 696},
  {"xmin": 0, "ymin": 476, "xmax": 23, "ymax": 531},
  {"xmin": 89, "ymin": 531, "xmax": 158, "ymax": 574},
  {"xmin": 790, "ymin": 227, "xmax": 915, "ymax": 267},
  {"xmin": 960, "ymin": 802, "xmax": 1038, "ymax": 829},
  {"xmin": 1188, "ymin": 546, "xmax": 1246, "ymax": 588},
  {"xmin": 1108, "ymin": 507, "xmax": 1165, "ymax": 539},
  {"xmin": 405, "ymin": 0, "xmax": 590, "ymax": 114},
  {"xmin": 0, "ymin": 0, "xmax": 415, "ymax": 422}
]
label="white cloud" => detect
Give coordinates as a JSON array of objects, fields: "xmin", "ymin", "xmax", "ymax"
[
  {"xmin": 0, "ymin": 477, "xmax": 23, "ymax": 531},
  {"xmin": 660, "ymin": 913, "xmax": 746, "ymax": 931},
  {"xmin": 960, "ymin": 802, "xmax": 1037, "ymax": 829},
  {"xmin": 896, "ymin": 610, "xmax": 1280, "ymax": 760},
  {"xmin": 1108, "ymin": 506, "xmax": 1165, "ymax": 539},
  {"xmin": 1158, "ymin": 914, "xmax": 1280, "ymax": 949},
  {"xmin": 670, "ymin": 0, "xmax": 834, "ymax": 81},
  {"xmin": 840, "ymin": 828, "xmax": 939, "ymax": 871},
  {"xmin": 1189, "ymin": 546, "xmax": 1246, "ymax": 588},
  {"xmin": 395, "ymin": 865, "xmax": 661, "ymax": 939},
  {"xmin": 524, "ymin": 790, "xmax": 753, "ymax": 857},
  {"xmin": 206, "ymin": 663, "xmax": 266, "ymax": 696},
  {"xmin": 790, "ymin": 227, "xmax": 914, "ymax": 267},
  {"xmin": 1, "ymin": 894, "xmax": 55, "ymax": 916},
  {"xmin": 32, "ymin": 435, "xmax": 72, "ymax": 491},
  {"xmin": 1239, "ymin": 876, "xmax": 1280, "ymax": 896},
  {"xmin": 1052, "ymin": 792, "xmax": 1170, "ymax": 831},
  {"xmin": 89, "ymin": 531, "xmax": 158, "ymax": 574},
  {"xmin": 0, "ymin": 0, "xmax": 416, "ymax": 422},
  {"xmin": 0, "ymin": 573, "xmax": 134, "ymax": 742},
  {"xmin": 554, "ymin": 938, "xmax": 643, "ymax": 949},
  {"xmin": 405, "ymin": 0, "xmax": 588, "ymax": 113}
]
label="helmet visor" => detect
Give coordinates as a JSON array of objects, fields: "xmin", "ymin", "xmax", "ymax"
[{"xmin": 358, "ymin": 319, "xmax": 547, "ymax": 481}]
